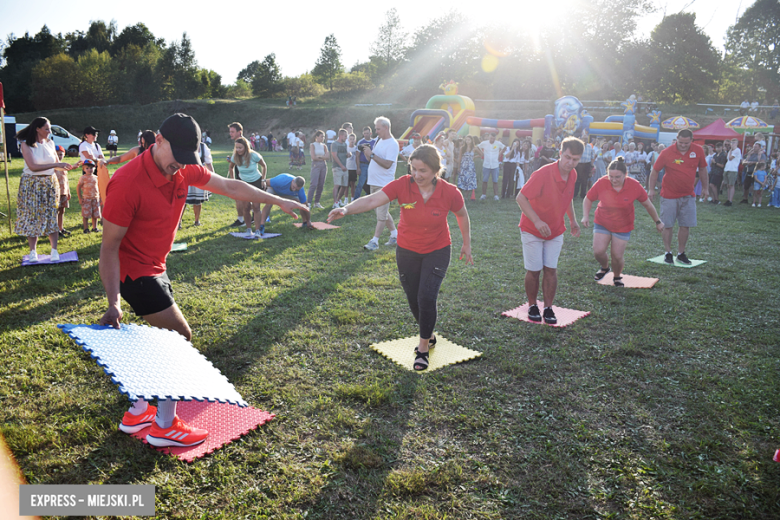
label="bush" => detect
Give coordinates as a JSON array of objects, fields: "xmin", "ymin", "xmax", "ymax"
[{"xmin": 282, "ymin": 74, "xmax": 325, "ymax": 99}]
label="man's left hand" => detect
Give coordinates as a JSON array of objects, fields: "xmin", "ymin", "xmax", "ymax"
[
  {"xmin": 278, "ymin": 199, "xmax": 304, "ymax": 219},
  {"xmin": 570, "ymin": 224, "xmax": 581, "ymax": 238}
]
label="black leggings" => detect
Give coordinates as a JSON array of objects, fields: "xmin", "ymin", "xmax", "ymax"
[{"xmin": 396, "ymin": 245, "xmax": 451, "ymax": 340}]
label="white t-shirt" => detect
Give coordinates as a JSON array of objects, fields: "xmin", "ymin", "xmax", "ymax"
[
  {"xmin": 725, "ymin": 147, "xmax": 742, "ymax": 171},
  {"xmin": 79, "ymin": 141, "xmax": 103, "ymax": 161},
  {"xmin": 367, "ymin": 137, "xmax": 400, "ymax": 187},
  {"xmin": 200, "ymin": 143, "xmax": 213, "ymax": 165},
  {"xmin": 401, "ymin": 143, "xmax": 416, "ymax": 157},
  {"xmin": 478, "ymin": 140, "xmax": 506, "ymax": 169},
  {"xmin": 287, "ymin": 132, "xmax": 296, "ymax": 146},
  {"xmin": 107, "ymin": 135, "xmax": 118, "ymax": 145},
  {"xmin": 325, "ymin": 130, "xmax": 337, "ymax": 143},
  {"xmin": 346, "ymin": 144, "xmax": 358, "ymax": 170}
]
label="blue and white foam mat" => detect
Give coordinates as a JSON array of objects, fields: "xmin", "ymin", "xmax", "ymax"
[{"xmin": 58, "ymin": 323, "xmax": 247, "ymax": 407}]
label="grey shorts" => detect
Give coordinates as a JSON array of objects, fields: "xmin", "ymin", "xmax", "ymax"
[
  {"xmin": 482, "ymin": 167, "xmax": 500, "ymax": 183},
  {"xmin": 266, "ymin": 186, "xmax": 298, "ymax": 201},
  {"xmin": 333, "ymin": 167, "xmax": 348, "ymax": 186},
  {"xmin": 724, "ymin": 170, "xmax": 739, "ymax": 186},
  {"xmin": 660, "ymin": 196, "xmax": 696, "ymax": 228},
  {"xmin": 370, "ymin": 185, "xmax": 391, "ymax": 222}
]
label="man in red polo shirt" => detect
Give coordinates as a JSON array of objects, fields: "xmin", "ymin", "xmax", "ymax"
[
  {"xmin": 99, "ymin": 113, "xmax": 308, "ymax": 447},
  {"xmin": 516, "ymin": 137, "xmax": 583, "ymax": 325},
  {"xmin": 647, "ymin": 129, "xmax": 708, "ymax": 265}
]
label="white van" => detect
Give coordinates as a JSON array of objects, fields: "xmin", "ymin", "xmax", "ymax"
[{"xmin": 9, "ymin": 118, "xmax": 82, "ymax": 157}]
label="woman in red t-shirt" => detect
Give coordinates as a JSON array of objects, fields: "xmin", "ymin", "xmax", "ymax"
[
  {"xmin": 328, "ymin": 145, "xmax": 473, "ymax": 370},
  {"xmin": 581, "ymin": 157, "xmax": 663, "ymax": 286}
]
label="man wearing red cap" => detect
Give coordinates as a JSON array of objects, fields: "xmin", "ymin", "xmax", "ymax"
[{"xmin": 99, "ymin": 113, "xmax": 309, "ymax": 447}]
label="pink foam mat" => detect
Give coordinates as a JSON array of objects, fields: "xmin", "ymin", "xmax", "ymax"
[
  {"xmin": 597, "ymin": 272, "xmax": 659, "ymax": 288},
  {"xmin": 21, "ymin": 251, "xmax": 78, "ymax": 266},
  {"xmin": 294, "ymin": 222, "xmax": 340, "ymax": 230},
  {"xmin": 502, "ymin": 303, "xmax": 590, "ymax": 328},
  {"xmin": 128, "ymin": 400, "xmax": 275, "ymax": 462}
]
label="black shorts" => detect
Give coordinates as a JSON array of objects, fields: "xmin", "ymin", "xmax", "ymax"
[
  {"xmin": 106, "ymin": 144, "xmax": 118, "ymax": 151},
  {"xmin": 348, "ymin": 169, "xmax": 357, "ymax": 183},
  {"xmin": 709, "ymin": 173, "xmax": 723, "ymax": 188},
  {"xmin": 241, "ymin": 176, "xmax": 267, "ymax": 190},
  {"xmin": 120, "ymin": 272, "xmax": 175, "ymax": 316}
]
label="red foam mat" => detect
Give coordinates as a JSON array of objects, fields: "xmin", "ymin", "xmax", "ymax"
[
  {"xmin": 596, "ymin": 272, "xmax": 658, "ymax": 288},
  {"xmin": 502, "ymin": 304, "xmax": 590, "ymax": 328},
  {"xmin": 294, "ymin": 221, "xmax": 340, "ymax": 230},
  {"xmin": 129, "ymin": 400, "xmax": 275, "ymax": 462}
]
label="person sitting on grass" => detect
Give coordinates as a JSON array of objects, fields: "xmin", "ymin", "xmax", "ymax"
[
  {"xmin": 752, "ymin": 162, "xmax": 768, "ymax": 207},
  {"xmin": 327, "ymin": 144, "xmax": 473, "ymax": 371},
  {"xmin": 257, "ymin": 174, "xmax": 311, "ymax": 234},
  {"xmin": 77, "ymin": 160, "xmax": 101, "ymax": 233},
  {"xmin": 581, "ymin": 157, "xmax": 664, "ymax": 286},
  {"xmin": 516, "ymin": 137, "xmax": 583, "ymax": 325},
  {"xmin": 100, "ymin": 113, "xmax": 309, "ymax": 448}
]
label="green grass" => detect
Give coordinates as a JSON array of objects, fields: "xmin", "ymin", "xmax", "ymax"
[{"xmin": 1, "ymin": 149, "xmax": 780, "ymax": 519}]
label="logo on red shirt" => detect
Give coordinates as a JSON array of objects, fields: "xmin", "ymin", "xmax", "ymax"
[{"xmin": 176, "ymin": 187, "xmax": 186, "ymax": 199}]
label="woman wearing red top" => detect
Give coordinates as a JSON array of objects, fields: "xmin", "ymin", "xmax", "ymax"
[
  {"xmin": 581, "ymin": 157, "xmax": 663, "ymax": 286},
  {"xmin": 328, "ymin": 145, "xmax": 473, "ymax": 370}
]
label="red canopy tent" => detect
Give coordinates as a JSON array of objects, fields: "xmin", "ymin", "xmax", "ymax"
[{"xmin": 693, "ymin": 118, "xmax": 741, "ymax": 143}]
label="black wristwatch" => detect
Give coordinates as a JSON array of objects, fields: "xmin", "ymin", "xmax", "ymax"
[
  {"xmin": 655, "ymin": 220, "xmax": 661, "ymax": 224},
  {"xmin": 370, "ymin": 153, "xmax": 375, "ymax": 160}
]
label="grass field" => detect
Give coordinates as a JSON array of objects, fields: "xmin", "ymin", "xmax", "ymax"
[{"xmin": 1, "ymin": 147, "xmax": 779, "ymax": 519}]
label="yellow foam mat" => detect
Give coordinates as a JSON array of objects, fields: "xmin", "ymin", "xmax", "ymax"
[{"xmin": 370, "ymin": 335, "xmax": 482, "ymax": 372}]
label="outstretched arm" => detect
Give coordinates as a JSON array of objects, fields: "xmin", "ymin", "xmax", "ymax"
[
  {"xmin": 327, "ymin": 189, "xmax": 391, "ymax": 222},
  {"xmin": 203, "ymin": 175, "xmax": 309, "ymax": 221}
]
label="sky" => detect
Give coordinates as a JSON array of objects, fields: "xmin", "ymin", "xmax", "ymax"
[{"xmin": 0, "ymin": 0, "xmax": 748, "ymax": 85}]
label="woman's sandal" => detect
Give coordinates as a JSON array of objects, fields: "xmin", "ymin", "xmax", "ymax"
[
  {"xmin": 613, "ymin": 276, "xmax": 624, "ymax": 287},
  {"xmin": 594, "ymin": 267, "xmax": 611, "ymax": 281},
  {"xmin": 414, "ymin": 335, "xmax": 436, "ymax": 355},
  {"xmin": 413, "ymin": 349, "xmax": 429, "ymax": 371}
]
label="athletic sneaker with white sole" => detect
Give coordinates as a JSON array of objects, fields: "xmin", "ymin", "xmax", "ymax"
[
  {"xmin": 50, "ymin": 249, "xmax": 60, "ymax": 262},
  {"xmin": 364, "ymin": 240, "xmax": 379, "ymax": 251},
  {"xmin": 385, "ymin": 236, "xmax": 397, "ymax": 246},
  {"xmin": 119, "ymin": 405, "xmax": 158, "ymax": 434},
  {"xmin": 145, "ymin": 415, "xmax": 208, "ymax": 447}
]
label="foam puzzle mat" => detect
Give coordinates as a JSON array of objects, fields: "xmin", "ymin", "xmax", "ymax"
[
  {"xmin": 21, "ymin": 251, "xmax": 78, "ymax": 266},
  {"xmin": 502, "ymin": 304, "xmax": 590, "ymax": 328},
  {"xmin": 58, "ymin": 324, "xmax": 247, "ymax": 406},
  {"xmin": 170, "ymin": 243, "xmax": 187, "ymax": 252},
  {"xmin": 128, "ymin": 400, "xmax": 275, "ymax": 462},
  {"xmin": 229, "ymin": 231, "xmax": 282, "ymax": 240},
  {"xmin": 370, "ymin": 335, "xmax": 481, "ymax": 372},
  {"xmin": 597, "ymin": 272, "xmax": 659, "ymax": 288},
  {"xmin": 647, "ymin": 255, "xmax": 706, "ymax": 268},
  {"xmin": 294, "ymin": 222, "xmax": 340, "ymax": 230}
]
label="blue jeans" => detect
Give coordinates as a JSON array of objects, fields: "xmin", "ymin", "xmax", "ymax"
[{"xmin": 354, "ymin": 163, "xmax": 369, "ymax": 199}]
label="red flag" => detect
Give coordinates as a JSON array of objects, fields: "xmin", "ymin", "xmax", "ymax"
[{"xmin": 0, "ymin": 82, "xmax": 4, "ymax": 109}]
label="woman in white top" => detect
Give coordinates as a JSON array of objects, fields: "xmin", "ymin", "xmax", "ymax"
[
  {"xmin": 78, "ymin": 126, "xmax": 104, "ymax": 164},
  {"xmin": 15, "ymin": 118, "xmax": 77, "ymax": 262},
  {"xmin": 515, "ymin": 140, "xmax": 533, "ymax": 194},
  {"xmin": 624, "ymin": 142, "xmax": 639, "ymax": 180},
  {"xmin": 308, "ymin": 130, "xmax": 329, "ymax": 209},
  {"xmin": 434, "ymin": 134, "xmax": 449, "ymax": 179},
  {"xmin": 502, "ymin": 139, "xmax": 522, "ymax": 198}
]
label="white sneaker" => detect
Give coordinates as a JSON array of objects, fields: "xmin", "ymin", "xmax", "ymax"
[
  {"xmin": 244, "ymin": 229, "xmax": 255, "ymax": 238},
  {"xmin": 494, "ymin": 195, "xmax": 500, "ymax": 201},
  {"xmin": 332, "ymin": 202, "xmax": 340, "ymax": 209},
  {"xmin": 479, "ymin": 194, "xmax": 487, "ymax": 200},
  {"xmin": 758, "ymin": 204, "xmax": 762, "ymax": 207},
  {"xmin": 28, "ymin": 250, "xmax": 38, "ymax": 262},
  {"xmin": 707, "ymin": 196, "xmax": 713, "ymax": 201},
  {"xmin": 254, "ymin": 229, "xmax": 264, "ymax": 238},
  {"xmin": 752, "ymin": 203, "xmax": 756, "ymax": 207},
  {"xmin": 385, "ymin": 236, "xmax": 397, "ymax": 246},
  {"xmin": 50, "ymin": 249, "xmax": 60, "ymax": 262},
  {"xmin": 364, "ymin": 240, "xmax": 379, "ymax": 251},
  {"xmin": 313, "ymin": 203, "xmax": 324, "ymax": 209}
]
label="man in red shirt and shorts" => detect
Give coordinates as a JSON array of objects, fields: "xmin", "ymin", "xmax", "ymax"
[
  {"xmin": 516, "ymin": 137, "xmax": 583, "ymax": 325},
  {"xmin": 647, "ymin": 129, "xmax": 708, "ymax": 265},
  {"xmin": 99, "ymin": 113, "xmax": 309, "ymax": 448}
]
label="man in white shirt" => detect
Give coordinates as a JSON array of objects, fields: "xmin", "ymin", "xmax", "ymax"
[
  {"xmin": 477, "ymin": 133, "xmax": 506, "ymax": 200},
  {"xmin": 362, "ymin": 116, "xmax": 400, "ymax": 250},
  {"xmin": 723, "ymin": 138, "xmax": 742, "ymax": 206},
  {"xmin": 325, "ymin": 128, "xmax": 337, "ymax": 150},
  {"xmin": 400, "ymin": 133, "xmax": 422, "ymax": 160}
]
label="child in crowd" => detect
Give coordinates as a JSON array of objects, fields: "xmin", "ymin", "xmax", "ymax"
[
  {"xmin": 769, "ymin": 155, "xmax": 780, "ymax": 207},
  {"xmin": 77, "ymin": 159, "xmax": 101, "ymax": 232},
  {"xmin": 54, "ymin": 145, "xmax": 72, "ymax": 237},
  {"xmin": 752, "ymin": 162, "xmax": 767, "ymax": 207}
]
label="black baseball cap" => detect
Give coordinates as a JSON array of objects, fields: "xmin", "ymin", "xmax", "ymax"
[
  {"xmin": 158, "ymin": 113, "xmax": 202, "ymax": 166},
  {"xmin": 83, "ymin": 126, "xmax": 99, "ymax": 135}
]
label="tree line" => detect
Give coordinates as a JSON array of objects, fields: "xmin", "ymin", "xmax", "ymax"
[{"xmin": 1, "ymin": 0, "xmax": 777, "ymax": 113}]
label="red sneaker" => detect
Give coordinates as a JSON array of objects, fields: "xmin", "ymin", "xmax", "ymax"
[
  {"xmin": 145, "ymin": 416, "xmax": 208, "ymax": 447},
  {"xmin": 119, "ymin": 405, "xmax": 158, "ymax": 434}
]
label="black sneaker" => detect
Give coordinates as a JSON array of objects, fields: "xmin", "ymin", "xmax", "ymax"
[
  {"xmin": 527, "ymin": 304, "xmax": 542, "ymax": 322},
  {"xmin": 543, "ymin": 307, "xmax": 557, "ymax": 325},
  {"xmin": 664, "ymin": 252, "xmax": 674, "ymax": 264},
  {"xmin": 677, "ymin": 252, "xmax": 692, "ymax": 265},
  {"xmin": 230, "ymin": 219, "xmax": 244, "ymax": 227},
  {"xmin": 724, "ymin": 200, "xmax": 732, "ymax": 206},
  {"xmin": 740, "ymin": 199, "xmax": 748, "ymax": 204}
]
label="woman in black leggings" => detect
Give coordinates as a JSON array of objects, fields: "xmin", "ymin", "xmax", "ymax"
[{"xmin": 327, "ymin": 145, "xmax": 473, "ymax": 370}]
